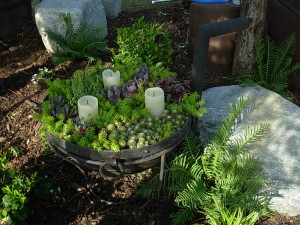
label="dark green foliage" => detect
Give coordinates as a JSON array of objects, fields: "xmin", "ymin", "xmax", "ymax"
[
  {"xmin": 136, "ymin": 97, "xmax": 273, "ymax": 225},
  {"xmin": 0, "ymin": 153, "xmax": 36, "ymax": 225},
  {"xmin": 237, "ymin": 34, "xmax": 300, "ymax": 98},
  {"xmin": 113, "ymin": 17, "xmax": 173, "ymax": 67},
  {"xmin": 32, "ymin": 177, "xmax": 59, "ymax": 200},
  {"xmin": 46, "ymin": 13, "xmax": 107, "ymax": 64}
]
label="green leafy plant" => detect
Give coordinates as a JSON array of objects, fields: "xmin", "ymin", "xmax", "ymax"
[
  {"xmin": 6, "ymin": 146, "xmax": 20, "ymax": 159},
  {"xmin": 112, "ymin": 16, "xmax": 173, "ymax": 67},
  {"xmin": 0, "ymin": 153, "xmax": 36, "ymax": 225},
  {"xmin": 136, "ymin": 97, "xmax": 273, "ymax": 225},
  {"xmin": 32, "ymin": 176, "xmax": 60, "ymax": 200},
  {"xmin": 31, "ymin": 67, "xmax": 54, "ymax": 85},
  {"xmin": 46, "ymin": 13, "xmax": 107, "ymax": 64},
  {"xmin": 237, "ymin": 33, "xmax": 300, "ymax": 98}
]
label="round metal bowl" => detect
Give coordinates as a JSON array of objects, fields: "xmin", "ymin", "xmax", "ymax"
[{"xmin": 46, "ymin": 116, "xmax": 192, "ymax": 180}]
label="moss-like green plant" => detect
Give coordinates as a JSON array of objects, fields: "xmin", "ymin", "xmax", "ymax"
[
  {"xmin": 136, "ymin": 97, "xmax": 273, "ymax": 225},
  {"xmin": 46, "ymin": 13, "xmax": 107, "ymax": 64},
  {"xmin": 237, "ymin": 34, "xmax": 300, "ymax": 98},
  {"xmin": 46, "ymin": 78, "xmax": 73, "ymax": 102}
]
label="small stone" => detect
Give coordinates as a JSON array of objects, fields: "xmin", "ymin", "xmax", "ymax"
[
  {"xmin": 147, "ymin": 220, "xmax": 155, "ymax": 225},
  {"xmin": 9, "ymin": 46, "xmax": 17, "ymax": 51},
  {"xmin": 0, "ymin": 137, "xmax": 7, "ymax": 143}
]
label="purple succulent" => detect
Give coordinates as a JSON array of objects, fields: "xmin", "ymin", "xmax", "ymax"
[
  {"xmin": 121, "ymin": 81, "xmax": 139, "ymax": 98},
  {"xmin": 100, "ymin": 85, "xmax": 121, "ymax": 104},
  {"xmin": 134, "ymin": 66, "xmax": 149, "ymax": 86},
  {"xmin": 49, "ymin": 96, "xmax": 77, "ymax": 120},
  {"xmin": 154, "ymin": 78, "xmax": 190, "ymax": 102},
  {"xmin": 107, "ymin": 85, "xmax": 121, "ymax": 104}
]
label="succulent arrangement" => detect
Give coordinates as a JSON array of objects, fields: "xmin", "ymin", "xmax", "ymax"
[
  {"xmin": 36, "ymin": 16, "xmax": 206, "ymax": 152},
  {"xmin": 36, "ymin": 61, "xmax": 206, "ymax": 152}
]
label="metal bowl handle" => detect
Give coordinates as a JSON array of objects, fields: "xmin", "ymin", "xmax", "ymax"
[{"xmin": 99, "ymin": 160, "xmax": 125, "ymax": 181}]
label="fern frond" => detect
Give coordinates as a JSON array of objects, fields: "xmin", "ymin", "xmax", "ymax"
[
  {"xmin": 254, "ymin": 37, "xmax": 267, "ymax": 82},
  {"xmin": 175, "ymin": 180, "xmax": 208, "ymax": 209},
  {"xmin": 202, "ymin": 194, "xmax": 223, "ymax": 225},
  {"xmin": 170, "ymin": 206, "xmax": 196, "ymax": 225},
  {"xmin": 45, "ymin": 13, "xmax": 107, "ymax": 64},
  {"xmin": 137, "ymin": 96, "xmax": 272, "ymax": 225},
  {"xmin": 227, "ymin": 123, "xmax": 270, "ymax": 155},
  {"xmin": 46, "ymin": 28, "xmax": 68, "ymax": 50},
  {"xmin": 270, "ymin": 33, "xmax": 296, "ymax": 79},
  {"xmin": 51, "ymin": 54, "xmax": 73, "ymax": 65},
  {"xmin": 59, "ymin": 13, "xmax": 74, "ymax": 39},
  {"xmin": 238, "ymin": 34, "xmax": 300, "ymax": 98},
  {"xmin": 167, "ymin": 164, "xmax": 194, "ymax": 197},
  {"xmin": 285, "ymin": 63, "xmax": 300, "ymax": 76},
  {"xmin": 263, "ymin": 35, "xmax": 277, "ymax": 83},
  {"xmin": 212, "ymin": 97, "xmax": 248, "ymax": 146},
  {"xmin": 202, "ymin": 97, "xmax": 249, "ymax": 180},
  {"xmin": 134, "ymin": 170, "xmax": 162, "ymax": 198},
  {"xmin": 181, "ymin": 132, "xmax": 203, "ymax": 163}
]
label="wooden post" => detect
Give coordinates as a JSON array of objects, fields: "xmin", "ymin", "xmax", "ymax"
[{"xmin": 232, "ymin": 0, "xmax": 269, "ymax": 76}]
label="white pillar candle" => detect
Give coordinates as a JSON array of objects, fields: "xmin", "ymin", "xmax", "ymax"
[
  {"xmin": 77, "ymin": 95, "xmax": 98, "ymax": 124},
  {"xmin": 145, "ymin": 87, "xmax": 165, "ymax": 118},
  {"xmin": 102, "ymin": 69, "xmax": 121, "ymax": 89}
]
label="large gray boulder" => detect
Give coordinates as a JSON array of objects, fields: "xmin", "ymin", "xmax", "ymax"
[
  {"xmin": 198, "ymin": 85, "xmax": 300, "ymax": 216},
  {"xmin": 102, "ymin": 0, "xmax": 122, "ymax": 19},
  {"xmin": 35, "ymin": 0, "xmax": 107, "ymax": 53}
]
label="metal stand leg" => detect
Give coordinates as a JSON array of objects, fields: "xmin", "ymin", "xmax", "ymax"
[{"xmin": 48, "ymin": 140, "xmax": 128, "ymax": 205}]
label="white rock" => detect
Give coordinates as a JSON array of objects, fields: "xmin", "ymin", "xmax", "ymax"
[
  {"xmin": 199, "ymin": 85, "xmax": 300, "ymax": 216},
  {"xmin": 35, "ymin": 0, "xmax": 107, "ymax": 53}
]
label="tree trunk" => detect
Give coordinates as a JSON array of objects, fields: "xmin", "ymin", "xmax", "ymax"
[{"xmin": 232, "ymin": 0, "xmax": 269, "ymax": 76}]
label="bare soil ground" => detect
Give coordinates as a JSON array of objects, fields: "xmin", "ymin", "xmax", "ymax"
[{"xmin": 1, "ymin": 4, "xmax": 300, "ymax": 225}]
